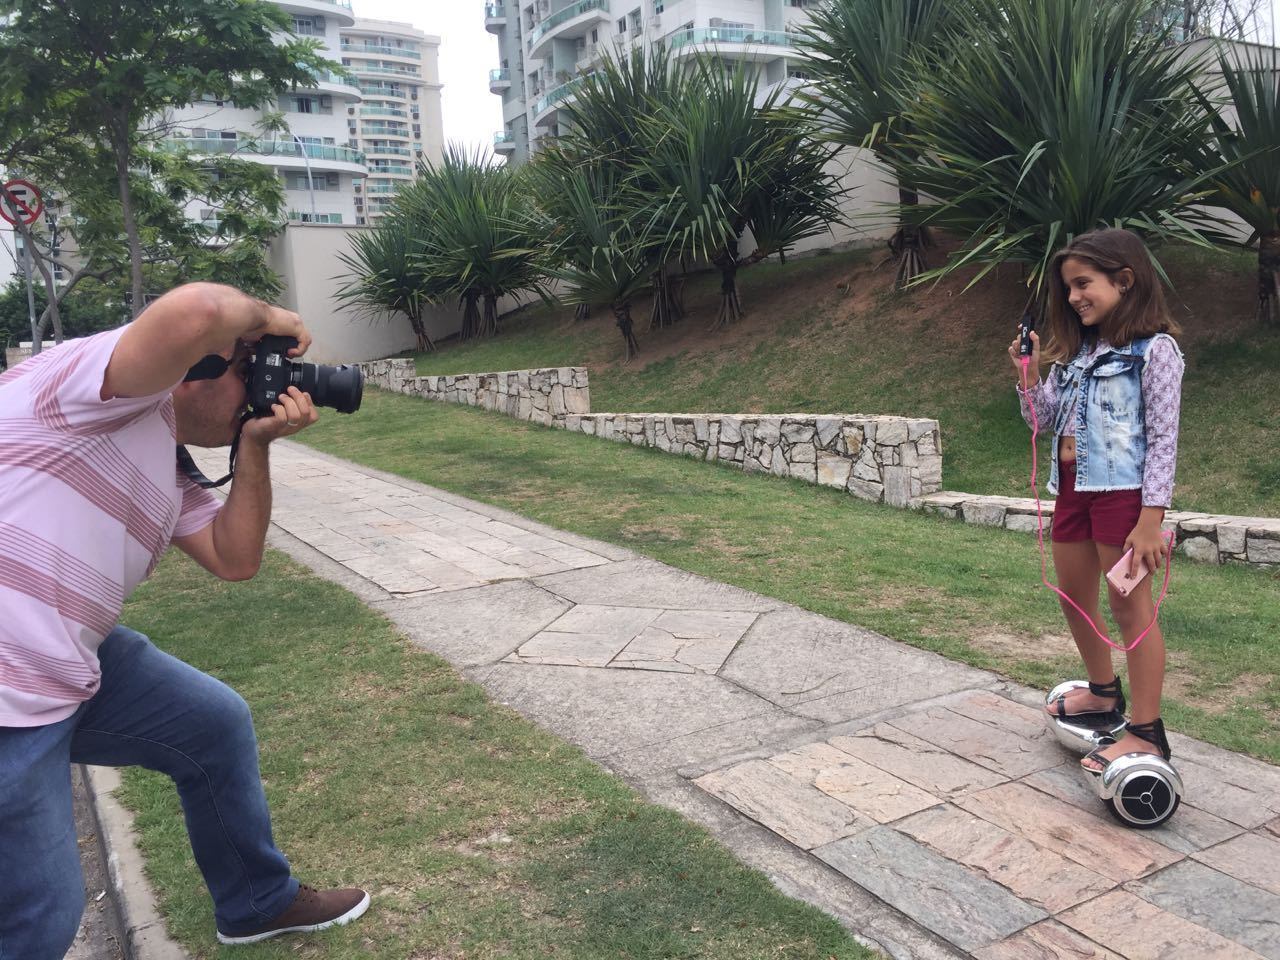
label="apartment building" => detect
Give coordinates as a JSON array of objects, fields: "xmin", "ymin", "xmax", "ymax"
[
  {"xmin": 486, "ymin": 0, "xmax": 821, "ymax": 163},
  {"xmin": 165, "ymin": 2, "xmax": 443, "ymax": 227},
  {"xmin": 341, "ymin": 18, "xmax": 444, "ymax": 223}
]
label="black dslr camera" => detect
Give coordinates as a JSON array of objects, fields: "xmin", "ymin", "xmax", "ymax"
[{"xmin": 247, "ymin": 335, "xmax": 364, "ymax": 416}]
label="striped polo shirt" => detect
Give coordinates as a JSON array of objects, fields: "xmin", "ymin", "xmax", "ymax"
[{"xmin": 0, "ymin": 327, "xmax": 222, "ymax": 727}]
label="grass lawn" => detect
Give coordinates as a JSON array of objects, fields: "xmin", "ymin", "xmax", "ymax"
[
  {"xmin": 405, "ymin": 243, "xmax": 1280, "ymax": 518},
  {"xmin": 298, "ymin": 391, "xmax": 1280, "ymax": 764},
  {"xmin": 119, "ymin": 551, "xmax": 876, "ymax": 959}
]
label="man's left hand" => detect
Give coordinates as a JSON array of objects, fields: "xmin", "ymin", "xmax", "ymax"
[{"xmin": 241, "ymin": 386, "xmax": 319, "ymax": 445}]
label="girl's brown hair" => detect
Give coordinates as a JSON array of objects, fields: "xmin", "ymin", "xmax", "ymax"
[{"xmin": 1042, "ymin": 228, "xmax": 1180, "ymax": 364}]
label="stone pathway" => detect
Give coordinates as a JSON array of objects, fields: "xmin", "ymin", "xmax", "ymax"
[{"xmin": 186, "ymin": 442, "xmax": 1280, "ymax": 960}]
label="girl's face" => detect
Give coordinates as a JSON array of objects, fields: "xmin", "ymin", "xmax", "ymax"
[{"xmin": 1060, "ymin": 256, "xmax": 1127, "ymax": 327}]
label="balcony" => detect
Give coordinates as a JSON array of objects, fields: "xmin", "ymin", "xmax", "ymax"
[
  {"xmin": 666, "ymin": 27, "xmax": 804, "ymax": 60},
  {"xmin": 367, "ymin": 163, "xmax": 414, "ymax": 176},
  {"xmin": 301, "ymin": 67, "xmax": 363, "ymax": 100},
  {"xmin": 489, "ymin": 68, "xmax": 512, "ymax": 93},
  {"xmin": 494, "ymin": 131, "xmax": 516, "ymax": 153},
  {"xmin": 348, "ymin": 63, "xmax": 420, "ymax": 79},
  {"xmin": 357, "ymin": 82, "xmax": 409, "ymax": 99},
  {"xmin": 365, "ymin": 143, "xmax": 413, "ymax": 157},
  {"xmin": 360, "ymin": 105, "xmax": 408, "ymax": 118},
  {"xmin": 532, "ymin": 74, "xmax": 588, "ymax": 125},
  {"xmin": 485, "ymin": 2, "xmax": 508, "ymax": 32},
  {"xmin": 362, "ymin": 182, "xmax": 401, "ymax": 194},
  {"xmin": 278, "ymin": 0, "xmax": 355, "ymax": 26},
  {"xmin": 340, "ymin": 41, "xmax": 420, "ymax": 60},
  {"xmin": 163, "ymin": 137, "xmax": 367, "ymax": 175},
  {"xmin": 527, "ymin": 0, "xmax": 610, "ymax": 60}
]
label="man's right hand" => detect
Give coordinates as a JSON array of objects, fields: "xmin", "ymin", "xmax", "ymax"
[{"xmin": 243, "ymin": 305, "xmax": 312, "ymax": 358}]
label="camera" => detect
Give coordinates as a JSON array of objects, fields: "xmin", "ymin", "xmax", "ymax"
[{"xmin": 247, "ymin": 335, "xmax": 363, "ymax": 416}]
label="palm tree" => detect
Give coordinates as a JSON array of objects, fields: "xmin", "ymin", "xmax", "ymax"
[
  {"xmin": 891, "ymin": 0, "xmax": 1228, "ymax": 309},
  {"xmin": 793, "ymin": 0, "xmax": 956, "ymax": 288},
  {"xmin": 335, "ymin": 216, "xmax": 440, "ymax": 352},
  {"xmin": 401, "ymin": 145, "xmax": 549, "ymax": 341},
  {"xmin": 638, "ymin": 58, "xmax": 845, "ymax": 330},
  {"xmin": 1197, "ymin": 45, "xmax": 1280, "ymax": 325}
]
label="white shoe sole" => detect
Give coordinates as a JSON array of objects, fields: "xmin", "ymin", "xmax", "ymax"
[{"xmin": 217, "ymin": 891, "xmax": 371, "ymax": 945}]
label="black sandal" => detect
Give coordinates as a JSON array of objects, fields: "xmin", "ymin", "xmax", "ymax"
[
  {"xmin": 1083, "ymin": 717, "xmax": 1171, "ymax": 773},
  {"xmin": 1049, "ymin": 675, "xmax": 1126, "ymax": 720}
]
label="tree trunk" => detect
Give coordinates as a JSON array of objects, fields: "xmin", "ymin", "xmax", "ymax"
[
  {"xmin": 111, "ymin": 121, "xmax": 146, "ymax": 318},
  {"xmin": 1259, "ymin": 231, "xmax": 1280, "ymax": 327},
  {"xmin": 481, "ymin": 293, "xmax": 500, "ymax": 338},
  {"xmin": 409, "ymin": 313, "xmax": 434, "ymax": 353},
  {"xmin": 574, "ymin": 303, "xmax": 591, "ymax": 322},
  {"xmin": 711, "ymin": 250, "xmax": 744, "ymax": 331},
  {"xmin": 649, "ymin": 263, "xmax": 683, "ymax": 330},
  {"xmin": 29, "ymin": 245, "xmax": 63, "ymax": 344},
  {"xmin": 460, "ymin": 291, "xmax": 481, "ymax": 340},
  {"xmin": 889, "ymin": 184, "xmax": 930, "ymax": 289},
  {"xmin": 612, "ymin": 301, "xmax": 640, "ymax": 364}
]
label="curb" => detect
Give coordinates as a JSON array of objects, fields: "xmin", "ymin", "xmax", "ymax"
[{"xmin": 81, "ymin": 765, "xmax": 191, "ymax": 960}]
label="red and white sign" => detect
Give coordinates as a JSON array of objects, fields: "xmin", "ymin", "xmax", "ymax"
[{"xmin": 0, "ymin": 179, "xmax": 44, "ymax": 227}]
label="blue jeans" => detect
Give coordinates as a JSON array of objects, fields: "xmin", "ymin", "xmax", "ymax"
[{"xmin": 0, "ymin": 626, "xmax": 298, "ymax": 958}]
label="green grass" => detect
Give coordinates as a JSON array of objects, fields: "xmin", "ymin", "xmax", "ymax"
[
  {"xmin": 408, "ymin": 245, "xmax": 1280, "ymax": 517},
  {"xmin": 298, "ymin": 391, "xmax": 1280, "ymax": 764},
  {"xmin": 119, "ymin": 551, "xmax": 876, "ymax": 959}
]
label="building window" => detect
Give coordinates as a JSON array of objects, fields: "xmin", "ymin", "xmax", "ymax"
[
  {"xmin": 788, "ymin": 68, "xmax": 811, "ymax": 80},
  {"xmin": 294, "ymin": 97, "xmax": 313, "ymax": 113},
  {"xmin": 654, "ymin": 0, "xmax": 663, "ymax": 13},
  {"xmin": 617, "ymin": 16, "xmax": 626, "ymax": 33}
]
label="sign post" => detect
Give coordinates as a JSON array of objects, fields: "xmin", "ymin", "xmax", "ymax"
[{"xmin": 2, "ymin": 179, "xmax": 46, "ymax": 357}]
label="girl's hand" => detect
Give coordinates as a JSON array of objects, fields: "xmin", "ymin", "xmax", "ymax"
[
  {"xmin": 1008, "ymin": 330, "xmax": 1041, "ymax": 386},
  {"xmin": 1124, "ymin": 514, "xmax": 1170, "ymax": 576}
]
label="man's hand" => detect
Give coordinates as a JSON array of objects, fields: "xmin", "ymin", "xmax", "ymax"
[
  {"xmin": 244, "ymin": 305, "xmax": 313, "ymax": 358},
  {"xmin": 241, "ymin": 386, "xmax": 319, "ymax": 446}
]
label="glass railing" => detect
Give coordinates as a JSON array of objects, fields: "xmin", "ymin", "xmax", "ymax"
[
  {"xmin": 360, "ymin": 105, "xmax": 408, "ymax": 118},
  {"xmin": 528, "ymin": 0, "xmax": 608, "ymax": 47},
  {"xmin": 490, "ymin": 68, "xmax": 511, "ymax": 84},
  {"xmin": 666, "ymin": 27, "xmax": 802, "ymax": 50},
  {"xmin": 485, "ymin": 3, "xmax": 507, "ymax": 18},
  {"xmin": 365, "ymin": 144, "xmax": 412, "ymax": 156},
  {"xmin": 351, "ymin": 63, "xmax": 419, "ymax": 77},
  {"xmin": 368, "ymin": 163, "xmax": 413, "ymax": 175},
  {"xmin": 494, "ymin": 131, "xmax": 514, "ymax": 144},
  {"xmin": 360, "ymin": 121, "xmax": 410, "ymax": 134},
  {"xmin": 340, "ymin": 42, "xmax": 420, "ymax": 59},
  {"xmin": 533, "ymin": 75, "xmax": 588, "ymax": 115},
  {"xmin": 287, "ymin": 211, "xmax": 345, "ymax": 224},
  {"xmin": 305, "ymin": 67, "xmax": 359, "ymax": 88},
  {"xmin": 363, "ymin": 183, "xmax": 400, "ymax": 194},
  {"xmin": 163, "ymin": 137, "xmax": 365, "ymax": 165},
  {"xmin": 358, "ymin": 82, "xmax": 406, "ymax": 97}
]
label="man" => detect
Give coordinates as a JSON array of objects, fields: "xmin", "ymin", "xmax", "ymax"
[{"xmin": 0, "ymin": 282, "xmax": 369, "ymax": 955}]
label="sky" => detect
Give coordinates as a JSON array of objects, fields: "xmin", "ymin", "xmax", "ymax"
[{"xmin": 352, "ymin": 0, "xmax": 504, "ymax": 157}]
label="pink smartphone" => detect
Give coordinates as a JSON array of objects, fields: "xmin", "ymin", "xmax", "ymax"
[{"xmin": 1106, "ymin": 548, "xmax": 1151, "ymax": 596}]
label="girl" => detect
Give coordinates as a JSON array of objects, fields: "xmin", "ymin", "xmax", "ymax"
[{"xmin": 1007, "ymin": 228, "xmax": 1184, "ymax": 773}]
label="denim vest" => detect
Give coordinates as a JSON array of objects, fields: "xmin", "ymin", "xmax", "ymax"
[{"xmin": 1047, "ymin": 334, "xmax": 1176, "ymax": 495}]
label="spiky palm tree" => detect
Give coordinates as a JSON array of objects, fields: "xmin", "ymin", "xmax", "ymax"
[
  {"xmin": 335, "ymin": 216, "xmax": 440, "ymax": 352},
  {"xmin": 892, "ymin": 0, "xmax": 1229, "ymax": 309},
  {"xmin": 1197, "ymin": 45, "xmax": 1280, "ymax": 325},
  {"xmin": 793, "ymin": 0, "xmax": 956, "ymax": 288}
]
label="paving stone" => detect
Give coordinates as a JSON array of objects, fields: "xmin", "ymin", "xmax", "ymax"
[
  {"xmin": 887, "ymin": 703, "xmax": 1063, "ymax": 779},
  {"xmin": 766, "ymin": 741, "xmax": 939, "ymax": 823},
  {"xmin": 791, "ymin": 668, "xmax": 986, "ymax": 725},
  {"xmin": 956, "ymin": 782, "xmax": 1182, "ymax": 883},
  {"xmin": 612, "ymin": 625, "xmax": 740, "ymax": 674},
  {"xmin": 694, "ymin": 759, "xmax": 871, "ymax": 850},
  {"xmin": 1021, "ymin": 763, "xmax": 1243, "ymax": 855},
  {"xmin": 1264, "ymin": 817, "xmax": 1280, "ymax": 840},
  {"xmin": 505, "ymin": 631, "xmax": 634, "ymax": 667},
  {"xmin": 815, "ymin": 826, "xmax": 1046, "ymax": 953},
  {"xmin": 829, "ymin": 724, "xmax": 1008, "ymax": 799},
  {"xmin": 1173, "ymin": 755, "xmax": 1280, "ymax": 829},
  {"xmin": 1059, "ymin": 889, "xmax": 1267, "ymax": 959},
  {"xmin": 538, "ymin": 603, "xmax": 663, "ymax": 640},
  {"xmin": 973, "ymin": 919, "xmax": 1123, "ymax": 959},
  {"xmin": 534, "ymin": 558, "xmax": 777, "ymax": 612},
  {"xmin": 1128, "ymin": 859, "xmax": 1280, "ymax": 958},
  {"xmin": 896, "ymin": 804, "xmax": 1115, "ymax": 913}
]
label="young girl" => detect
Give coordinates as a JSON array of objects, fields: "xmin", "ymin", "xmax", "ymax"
[{"xmin": 1007, "ymin": 227, "xmax": 1184, "ymax": 773}]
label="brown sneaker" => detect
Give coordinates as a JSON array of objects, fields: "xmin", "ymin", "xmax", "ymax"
[{"xmin": 217, "ymin": 884, "xmax": 370, "ymax": 945}]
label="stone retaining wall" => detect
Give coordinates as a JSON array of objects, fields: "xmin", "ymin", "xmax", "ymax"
[
  {"xmin": 914, "ymin": 492, "xmax": 1280, "ymax": 569},
  {"xmin": 359, "ymin": 358, "xmax": 1278, "ymax": 569}
]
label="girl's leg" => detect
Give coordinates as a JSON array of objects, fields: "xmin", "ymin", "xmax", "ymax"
[
  {"xmin": 1082, "ymin": 542, "xmax": 1165, "ymax": 769},
  {"xmin": 1045, "ymin": 539, "xmax": 1117, "ymax": 714}
]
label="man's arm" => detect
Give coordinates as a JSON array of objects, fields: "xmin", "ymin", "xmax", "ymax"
[
  {"xmin": 172, "ymin": 387, "xmax": 318, "ymax": 581},
  {"xmin": 102, "ymin": 283, "xmax": 312, "ymax": 401}
]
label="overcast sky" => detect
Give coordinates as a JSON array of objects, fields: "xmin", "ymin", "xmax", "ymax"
[{"xmin": 352, "ymin": 0, "xmax": 504, "ymax": 158}]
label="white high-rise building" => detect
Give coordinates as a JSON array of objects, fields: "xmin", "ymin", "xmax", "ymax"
[
  {"xmin": 486, "ymin": 0, "xmax": 821, "ymax": 163},
  {"xmin": 341, "ymin": 19, "xmax": 443, "ymax": 223},
  {"xmin": 165, "ymin": 2, "xmax": 443, "ymax": 226}
]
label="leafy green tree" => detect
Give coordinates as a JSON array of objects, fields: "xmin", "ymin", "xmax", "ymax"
[
  {"xmin": 1197, "ymin": 46, "xmax": 1280, "ymax": 324},
  {"xmin": 0, "ymin": 0, "xmax": 330, "ymax": 316},
  {"xmin": 336, "ymin": 216, "xmax": 446, "ymax": 353},
  {"xmin": 793, "ymin": 0, "xmax": 956, "ymax": 287},
  {"xmin": 891, "ymin": 0, "xmax": 1226, "ymax": 308}
]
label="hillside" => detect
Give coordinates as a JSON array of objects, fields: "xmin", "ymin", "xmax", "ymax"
[{"xmin": 410, "ymin": 241, "xmax": 1280, "ymax": 518}]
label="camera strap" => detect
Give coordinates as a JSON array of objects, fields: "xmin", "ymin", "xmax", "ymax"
[{"xmin": 176, "ymin": 411, "xmax": 253, "ymax": 489}]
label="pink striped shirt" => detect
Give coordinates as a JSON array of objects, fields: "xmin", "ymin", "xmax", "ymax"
[{"xmin": 0, "ymin": 328, "xmax": 222, "ymax": 727}]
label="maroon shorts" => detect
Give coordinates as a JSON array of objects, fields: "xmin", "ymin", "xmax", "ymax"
[{"xmin": 1051, "ymin": 460, "xmax": 1143, "ymax": 548}]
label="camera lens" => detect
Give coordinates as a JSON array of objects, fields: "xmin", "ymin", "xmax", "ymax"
[{"xmin": 292, "ymin": 361, "xmax": 364, "ymax": 414}]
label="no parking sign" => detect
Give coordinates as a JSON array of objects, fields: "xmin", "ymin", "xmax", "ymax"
[{"xmin": 1, "ymin": 178, "xmax": 44, "ymax": 227}]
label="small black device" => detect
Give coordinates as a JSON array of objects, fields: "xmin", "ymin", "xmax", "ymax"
[
  {"xmin": 1018, "ymin": 311, "xmax": 1035, "ymax": 358},
  {"xmin": 247, "ymin": 335, "xmax": 363, "ymax": 416}
]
